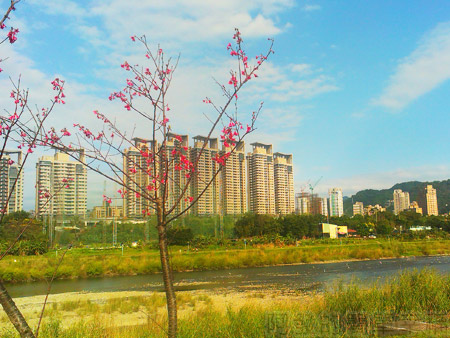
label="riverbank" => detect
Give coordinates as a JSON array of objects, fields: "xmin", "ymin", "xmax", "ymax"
[
  {"xmin": 1, "ymin": 269, "xmax": 449, "ymax": 337},
  {"xmin": 1, "ymin": 239, "xmax": 450, "ymax": 283}
]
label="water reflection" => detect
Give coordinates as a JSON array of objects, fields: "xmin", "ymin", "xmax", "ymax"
[{"xmin": 7, "ymin": 255, "xmax": 450, "ymax": 298}]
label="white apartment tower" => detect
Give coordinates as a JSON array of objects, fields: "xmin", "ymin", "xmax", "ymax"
[
  {"xmin": 321, "ymin": 197, "xmax": 329, "ymax": 217},
  {"xmin": 190, "ymin": 136, "xmax": 220, "ymax": 215},
  {"xmin": 329, "ymin": 188, "xmax": 344, "ymax": 217},
  {"xmin": 35, "ymin": 151, "xmax": 87, "ymax": 217},
  {"xmin": 425, "ymin": 185, "xmax": 438, "ymax": 216},
  {"xmin": 273, "ymin": 153, "xmax": 295, "ymax": 214},
  {"xmin": 353, "ymin": 201, "xmax": 364, "ymax": 216},
  {"xmin": 220, "ymin": 141, "xmax": 247, "ymax": 215},
  {"xmin": 123, "ymin": 138, "xmax": 156, "ymax": 218},
  {"xmin": 0, "ymin": 151, "xmax": 23, "ymax": 214},
  {"xmin": 247, "ymin": 143, "xmax": 275, "ymax": 214},
  {"xmin": 393, "ymin": 189, "xmax": 410, "ymax": 215}
]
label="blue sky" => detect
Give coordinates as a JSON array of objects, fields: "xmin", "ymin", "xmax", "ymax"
[{"xmin": 1, "ymin": 0, "xmax": 449, "ymax": 209}]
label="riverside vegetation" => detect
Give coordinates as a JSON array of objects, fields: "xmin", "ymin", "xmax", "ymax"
[
  {"xmin": 1, "ymin": 238, "xmax": 450, "ymax": 283},
  {"xmin": 1, "ymin": 269, "xmax": 449, "ymax": 337},
  {"xmin": 1, "ymin": 210, "xmax": 449, "ymax": 283}
]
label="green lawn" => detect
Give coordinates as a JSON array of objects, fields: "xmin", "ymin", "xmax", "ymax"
[{"xmin": 1, "ymin": 238, "xmax": 450, "ymax": 283}]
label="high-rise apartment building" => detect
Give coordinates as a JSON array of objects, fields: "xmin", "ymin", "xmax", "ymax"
[
  {"xmin": 295, "ymin": 193, "xmax": 310, "ymax": 214},
  {"xmin": 329, "ymin": 188, "xmax": 344, "ymax": 217},
  {"xmin": 35, "ymin": 151, "xmax": 87, "ymax": 217},
  {"xmin": 220, "ymin": 141, "xmax": 247, "ymax": 215},
  {"xmin": 190, "ymin": 136, "xmax": 220, "ymax": 215},
  {"xmin": 247, "ymin": 143, "xmax": 275, "ymax": 214},
  {"xmin": 123, "ymin": 138, "xmax": 156, "ymax": 218},
  {"xmin": 320, "ymin": 197, "xmax": 328, "ymax": 217},
  {"xmin": 120, "ymin": 136, "xmax": 295, "ymax": 218},
  {"xmin": 295, "ymin": 192, "xmax": 326, "ymax": 216},
  {"xmin": 353, "ymin": 201, "xmax": 364, "ymax": 216},
  {"xmin": 273, "ymin": 153, "xmax": 295, "ymax": 215},
  {"xmin": 424, "ymin": 185, "xmax": 438, "ymax": 216},
  {"xmin": 0, "ymin": 151, "xmax": 23, "ymax": 214},
  {"xmin": 165, "ymin": 133, "xmax": 190, "ymax": 215},
  {"xmin": 393, "ymin": 189, "xmax": 410, "ymax": 215}
]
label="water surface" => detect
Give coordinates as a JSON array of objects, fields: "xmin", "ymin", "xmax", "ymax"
[{"xmin": 8, "ymin": 255, "xmax": 450, "ymax": 298}]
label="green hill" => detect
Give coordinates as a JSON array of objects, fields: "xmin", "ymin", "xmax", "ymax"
[{"xmin": 344, "ymin": 179, "xmax": 450, "ymax": 215}]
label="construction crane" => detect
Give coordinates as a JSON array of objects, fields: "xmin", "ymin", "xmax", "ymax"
[
  {"xmin": 298, "ymin": 179, "xmax": 310, "ymax": 196},
  {"xmin": 309, "ymin": 176, "xmax": 323, "ymax": 214},
  {"xmin": 294, "ymin": 180, "xmax": 311, "ymax": 214}
]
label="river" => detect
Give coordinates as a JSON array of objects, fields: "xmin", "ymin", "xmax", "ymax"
[{"xmin": 7, "ymin": 255, "xmax": 450, "ymax": 298}]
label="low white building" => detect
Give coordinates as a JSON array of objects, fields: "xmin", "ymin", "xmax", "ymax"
[{"xmin": 320, "ymin": 223, "xmax": 348, "ymax": 239}]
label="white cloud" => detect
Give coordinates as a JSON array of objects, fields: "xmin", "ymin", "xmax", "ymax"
[
  {"xmin": 3, "ymin": 0, "xmax": 340, "ymax": 210},
  {"xmin": 30, "ymin": 0, "xmax": 294, "ymax": 50},
  {"xmin": 291, "ymin": 63, "xmax": 312, "ymax": 74},
  {"xmin": 374, "ymin": 22, "xmax": 450, "ymax": 110},
  {"xmin": 238, "ymin": 62, "xmax": 338, "ymax": 103},
  {"xmin": 272, "ymin": 75, "xmax": 338, "ymax": 101},
  {"xmin": 27, "ymin": 0, "xmax": 87, "ymax": 17},
  {"xmin": 302, "ymin": 4, "xmax": 321, "ymax": 12}
]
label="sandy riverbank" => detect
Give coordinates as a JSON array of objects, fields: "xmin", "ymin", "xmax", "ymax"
[{"xmin": 0, "ymin": 287, "xmax": 312, "ymax": 332}]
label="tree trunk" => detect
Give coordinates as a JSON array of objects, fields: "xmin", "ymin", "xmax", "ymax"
[
  {"xmin": 0, "ymin": 279, "xmax": 35, "ymax": 338},
  {"xmin": 156, "ymin": 201, "xmax": 177, "ymax": 338}
]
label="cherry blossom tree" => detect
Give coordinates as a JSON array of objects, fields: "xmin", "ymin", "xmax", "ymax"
[
  {"xmin": 50, "ymin": 30, "xmax": 273, "ymax": 337},
  {"xmin": 0, "ymin": 2, "xmax": 66, "ymax": 337}
]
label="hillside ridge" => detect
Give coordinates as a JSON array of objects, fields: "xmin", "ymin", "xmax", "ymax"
[{"xmin": 343, "ymin": 179, "xmax": 450, "ymax": 215}]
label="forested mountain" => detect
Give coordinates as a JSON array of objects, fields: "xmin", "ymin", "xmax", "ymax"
[{"xmin": 344, "ymin": 179, "xmax": 450, "ymax": 215}]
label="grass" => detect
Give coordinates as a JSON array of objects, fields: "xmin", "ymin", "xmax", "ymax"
[
  {"xmin": 2, "ymin": 269, "xmax": 450, "ymax": 337},
  {"xmin": 1, "ymin": 238, "xmax": 450, "ymax": 283}
]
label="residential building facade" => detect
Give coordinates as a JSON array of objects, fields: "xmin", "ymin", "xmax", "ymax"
[
  {"xmin": 220, "ymin": 141, "xmax": 247, "ymax": 215},
  {"xmin": 0, "ymin": 151, "xmax": 23, "ymax": 214},
  {"xmin": 165, "ymin": 133, "xmax": 190, "ymax": 215},
  {"xmin": 353, "ymin": 201, "xmax": 364, "ymax": 216},
  {"xmin": 123, "ymin": 138, "xmax": 156, "ymax": 218},
  {"xmin": 273, "ymin": 152, "xmax": 295, "ymax": 214},
  {"xmin": 364, "ymin": 204, "xmax": 386, "ymax": 216},
  {"xmin": 121, "ymin": 136, "xmax": 295, "ymax": 218},
  {"xmin": 247, "ymin": 143, "xmax": 275, "ymax": 214},
  {"xmin": 424, "ymin": 185, "xmax": 438, "ymax": 216},
  {"xmin": 393, "ymin": 189, "xmax": 410, "ymax": 215},
  {"xmin": 295, "ymin": 193, "xmax": 310, "ymax": 214},
  {"xmin": 91, "ymin": 203, "xmax": 124, "ymax": 219},
  {"xmin": 329, "ymin": 188, "xmax": 344, "ymax": 217},
  {"xmin": 35, "ymin": 151, "xmax": 87, "ymax": 217},
  {"xmin": 409, "ymin": 201, "xmax": 423, "ymax": 215},
  {"xmin": 320, "ymin": 197, "xmax": 329, "ymax": 217},
  {"xmin": 190, "ymin": 136, "xmax": 220, "ymax": 215}
]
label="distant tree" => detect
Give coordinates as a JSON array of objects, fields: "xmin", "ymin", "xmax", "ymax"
[
  {"xmin": 375, "ymin": 219, "xmax": 394, "ymax": 236},
  {"xmin": 234, "ymin": 213, "xmax": 255, "ymax": 238},
  {"xmin": 0, "ymin": 210, "xmax": 31, "ymax": 224},
  {"xmin": 354, "ymin": 223, "xmax": 371, "ymax": 237},
  {"xmin": 0, "ymin": 216, "xmax": 45, "ymax": 242},
  {"xmin": 167, "ymin": 226, "xmax": 193, "ymax": 246},
  {"xmin": 424, "ymin": 215, "xmax": 448, "ymax": 230},
  {"xmin": 234, "ymin": 213, "xmax": 282, "ymax": 237},
  {"xmin": 254, "ymin": 214, "xmax": 281, "ymax": 236}
]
